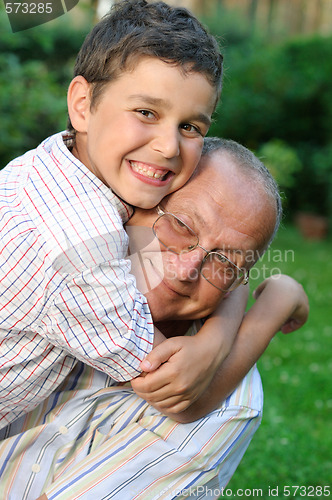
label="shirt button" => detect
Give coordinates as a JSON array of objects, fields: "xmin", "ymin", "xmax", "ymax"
[
  {"xmin": 59, "ymin": 426, "xmax": 68, "ymax": 434},
  {"xmin": 32, "ymin": 464, "xmax": 41, "ymax": 473}
]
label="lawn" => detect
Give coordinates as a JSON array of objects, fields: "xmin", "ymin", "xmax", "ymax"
[{"xmin": 222, "ymin": 223, "xmax": 332, "ymax": 499}]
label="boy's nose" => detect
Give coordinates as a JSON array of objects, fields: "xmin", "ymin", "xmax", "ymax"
[{"xmin": 151, "ymin": 126, "xmax": 180, "ymax": 159}]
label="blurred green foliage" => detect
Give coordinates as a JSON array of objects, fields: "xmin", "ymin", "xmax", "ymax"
[
  {"xmin": 257, "ymin": 139, "xmax": 302, "ymax": 188},
  {"xmin": 205, "ymin": 13, "xmax": 332, "ymax": 223},
  {"xmin": 1, "ymin": 5, "xmax": 332, "ymax": 225},
  {"xmin": 0, "ymin": 10, "xmax": 93, "ymax": 166},
  {"xmin": 224, "ymin": 224, "xmax": 332, "ymax": 497}
]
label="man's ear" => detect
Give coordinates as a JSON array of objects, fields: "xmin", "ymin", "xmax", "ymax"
[{"xmin": 67, "ymin": 76, "xmax": 91, "ymax": 133}]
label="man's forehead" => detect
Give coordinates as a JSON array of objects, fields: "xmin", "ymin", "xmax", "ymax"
[
  {"xmin": 164, "ymin": 170, "xmax": 225, "ymax": 221},
  {"xmin": 165, "ymin": 198, "xmax": 207, "ymax": 221},
  {"xmin": 163, "ymin": 161, "xmax": 275, "ymax": 258},
  {"xmin": 164, "ymin": 194, "xmax": 228, "ymax": 247}
]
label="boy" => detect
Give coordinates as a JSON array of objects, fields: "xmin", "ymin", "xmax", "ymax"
[{"xmin": 0, "ymin": 0, "xmax": 222, "ymax": 428}]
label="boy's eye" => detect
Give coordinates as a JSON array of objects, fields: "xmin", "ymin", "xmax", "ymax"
[
  {"xmin": 136, "ymin": 109, "xmax": 155, "ymax": 119},
  {"xmin": 181, "ymin": 123, "xmax": 201, "ymax": 135}
]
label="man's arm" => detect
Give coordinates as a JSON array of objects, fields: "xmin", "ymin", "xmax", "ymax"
[{"xmin": 132, "ymin": 275, "xmax": 309, "ymax": 422}]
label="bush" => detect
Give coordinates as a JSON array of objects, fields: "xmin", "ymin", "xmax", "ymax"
[
  {"xmin": 206, "ymin": 18, "xmax": 332, "ymax": 222},
  {"xmin": 0, "ymin": 10, "xmax": 92, "ymax": 167},
  {"xmin": 0, "ymin": 54, "xmax": 66, "ymax": 165},
  {"xmin": 257, "ymin": 139, "xmax": 302, "ymax": 189}
]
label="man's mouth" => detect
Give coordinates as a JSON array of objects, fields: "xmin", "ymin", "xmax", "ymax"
[
  {"xmin": 145, "ymin": 257, "xmax": 188, "ymax": 297},
  {"xmin": 129, "ymin": 161, "xmax": 172, "ymax": 182},
  {"xmin": 161, "ymin": 277, "xmax": 189, "ymax": 297}
]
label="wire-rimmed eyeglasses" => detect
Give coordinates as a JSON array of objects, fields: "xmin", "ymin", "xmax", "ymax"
[{"xmin": 152, "ymin": 206, "xmax": 249, "ymax": 292}]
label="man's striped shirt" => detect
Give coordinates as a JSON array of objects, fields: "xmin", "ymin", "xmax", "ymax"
[{"xmin": 0, "ymin": 361, "xmax": 263, "ymax": 499}]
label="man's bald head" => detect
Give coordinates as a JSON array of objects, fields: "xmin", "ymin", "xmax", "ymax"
[{"xmin": 197, "ymin": 137, "xmax": 281, "ymax": 254}]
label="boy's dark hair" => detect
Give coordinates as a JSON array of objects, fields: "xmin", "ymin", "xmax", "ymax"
[{"xmin": 67, "ymin": 0, "xmax": 223, "ymax": 132}]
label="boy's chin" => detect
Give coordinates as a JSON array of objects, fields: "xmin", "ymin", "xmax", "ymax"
[{"xmin": 116, "ymin": 190, "xmax": 163, "ymax": 210}]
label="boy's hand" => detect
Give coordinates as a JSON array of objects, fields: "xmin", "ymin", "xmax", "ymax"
[
  {"xmin": 133, "ymin": 286, "xmax": 249, "ymax": 415},
  {"xmin": 131, "ymin": 333, "xmax": 225, "ymax": 414},
  {"xmin": 253, "ymin": 274, "xmax": 309, "ymax": 334}
]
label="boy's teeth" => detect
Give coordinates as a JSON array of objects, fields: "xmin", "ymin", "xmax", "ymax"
[{"xmin": 130, "ymin": 161, "xmax": 167, "ymax": 180}]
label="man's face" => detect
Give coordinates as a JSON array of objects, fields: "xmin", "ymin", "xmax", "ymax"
[
  {"xmin": 70, "ymin": 56, "xmax": 216, "ymax": 209},
  {"xmin": 127, "ymin": 152, "xmax": 276, "ymax": 322}
]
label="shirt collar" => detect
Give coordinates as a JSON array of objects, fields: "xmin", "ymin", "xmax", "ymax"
[{"xmin": 51, "ymin": 132, "xmax": 134, "ymax": 224}]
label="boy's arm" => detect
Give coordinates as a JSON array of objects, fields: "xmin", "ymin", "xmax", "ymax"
[
  {"xmin": 44, "ymin": 249, "xmax": 156, "ymax": 382},
  {"xmin": 173, "ymin": 274, "xmax": 309, "ymax": 422},
  {"xmin": 131, "ymin": 285, "xmax": 249, "ymax": 411},
  {"xmin": 132, "ymin": 275, "xmax": 309, "ymax": 422}
]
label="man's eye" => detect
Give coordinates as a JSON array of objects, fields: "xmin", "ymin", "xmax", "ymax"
[
  {"xmin": 215, "ymin": 254, "xmax": 228, "ymax": 263},
  {"xmin": 172, "ymin": 218, "xmax": 189, "ymax": 234},
  {"xmin": 175, "ymin": 219, "xmax": 186, "ymax": 228}
]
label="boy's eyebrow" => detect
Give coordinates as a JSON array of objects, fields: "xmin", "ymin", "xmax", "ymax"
[{"xmin": 129, "ymin": 94, "xmax": 211, "ymax": 127}]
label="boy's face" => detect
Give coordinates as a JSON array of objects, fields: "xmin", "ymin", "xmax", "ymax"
[{"xmin": 69, "ymin": 57, "xmax": 216, "ymax": 209}]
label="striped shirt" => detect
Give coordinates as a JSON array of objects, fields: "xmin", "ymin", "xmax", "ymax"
[
  {"xmin": 0, "ymin": 132, "xmax": 154, "ymax": 429},
  {"xmin": 0, "ymin": 361, "xmax": 263, "ymax": 499}
]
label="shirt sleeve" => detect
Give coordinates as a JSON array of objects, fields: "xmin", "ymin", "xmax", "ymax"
[
  {"xmin": 42, "ymin": 367, "xmax": 262, "ymax": 500},
  {"xmin": 0, "ymin": 365, "xmax": 263, "ymax": 499},
  {"xmin": 40, "ymin": 233, "xmax": 154, "ymax": 382}
]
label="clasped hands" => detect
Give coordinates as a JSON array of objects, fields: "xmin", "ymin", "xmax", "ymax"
[{"xmin": 131, "ymin": 275, "xmax": 309, "ymax": 418}]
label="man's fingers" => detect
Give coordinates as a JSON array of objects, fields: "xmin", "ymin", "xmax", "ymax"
[
  {"xmin": 135, "ymin": 385, "xmax": 192, "ymax": 412},
  {"xmin": 154, "ymin": 397, "xmax": 192, "ymax": 413}
]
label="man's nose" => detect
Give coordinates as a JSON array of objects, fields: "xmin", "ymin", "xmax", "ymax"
[
  {"xmin": 151, "ymin": 125, "xmax": 180, "ymax": 159},
  {"xmin": 171, "ymin": 248, "xmax": 204, "ymax": 282}
]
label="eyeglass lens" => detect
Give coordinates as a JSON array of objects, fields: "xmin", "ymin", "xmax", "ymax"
[
  {"xmin": 201, "ymin": 253, "xmax": 243, "ymax": 290},
  {"xmin": 153, "ymin": 214, "xmax": 244, "ymax": 291},
  {"xmin": 153, "ymin": 214, "xmax": 198, "ymax": 253}
]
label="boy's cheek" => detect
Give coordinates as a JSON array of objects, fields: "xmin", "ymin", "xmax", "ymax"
[{"xmin": 172, "ymin": 140, "xmax": 204, "ymax": 190}]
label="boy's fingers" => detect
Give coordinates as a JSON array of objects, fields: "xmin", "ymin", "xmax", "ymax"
[
  {"xmin": 281, "ymin": 319, "xmax": 300, "ymax": 334},
  {"xmin": 140, "ymin": 339, "xmax": 179, "ymax": 372}
]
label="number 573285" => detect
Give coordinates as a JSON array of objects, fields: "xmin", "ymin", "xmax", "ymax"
[
  {"xmin": 5, "ymin": 3, "xmax": 53, "ymax": 14},
  {"xmin": 283, "ymin": 486, "xmax": 330, "ymax": 497}
]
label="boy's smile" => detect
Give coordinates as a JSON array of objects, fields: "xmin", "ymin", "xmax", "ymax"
[
  {"xmin": 68, "ymin": 57, "xmax": 216, "ymax": 209},
  {"xmin": 129, "ymin": 161, "xmax": 170, "ymax": 181}
]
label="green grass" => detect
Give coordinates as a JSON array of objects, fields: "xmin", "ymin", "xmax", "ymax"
[{"xmin": 221, "ymin": 224, "xmax": 332, "ymax": 499}]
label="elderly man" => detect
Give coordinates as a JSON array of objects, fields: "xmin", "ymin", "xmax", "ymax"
[{"xmin": 0, "ymin": 139, "xmax": 308, "ymax": 500}]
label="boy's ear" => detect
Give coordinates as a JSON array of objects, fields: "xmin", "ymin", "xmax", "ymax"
[{"xmin": 67, "ymin": 76, "xmax": 92, "ymax": 133}]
